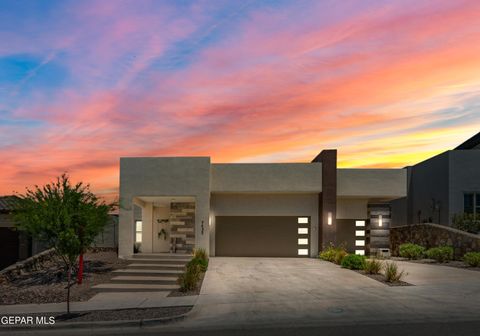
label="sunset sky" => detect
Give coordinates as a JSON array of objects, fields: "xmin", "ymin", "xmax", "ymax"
[{"xmin": 1, "ymin": 0, "xmax": 479, "ymax": 198}]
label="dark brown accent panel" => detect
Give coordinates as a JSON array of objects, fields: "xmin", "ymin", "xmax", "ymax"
[
  {"xmin": 312, "ymin": 150, "xmax": 337, "ymax": 250},
  {"xmin": 336, "ymin": 219, "xmax": 356, "ymax": 253},
  {"xmin": 215, "ymin": 216, "xmax": 310, "ymax": 257}
]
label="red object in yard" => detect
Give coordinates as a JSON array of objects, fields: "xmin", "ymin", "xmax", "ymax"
[{"xmin": 77, "ymin": 253, "xmax": 84, "ymax": 285}]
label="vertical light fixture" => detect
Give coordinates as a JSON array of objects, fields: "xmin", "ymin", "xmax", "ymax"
[
  {"xmin": 378, "ymin": 215, "xmax": 383, "ymax": 227},
  {"xmin": 327, "ymin": 212, "xmax": 332, "ymax": 225}
]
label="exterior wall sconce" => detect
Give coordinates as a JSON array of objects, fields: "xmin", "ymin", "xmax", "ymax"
[
  {"xmin": 327, "ymin": 212, "xmax": 332, "ymax": 225},
  {"xmin": 378, "ymin": 215, "xmax": 383, "ymax": 227}
]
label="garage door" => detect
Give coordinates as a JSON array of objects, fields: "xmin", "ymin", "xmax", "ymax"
[{"xmin": 215, "ymin": 216, "xmax": 310, "ymax": 257}]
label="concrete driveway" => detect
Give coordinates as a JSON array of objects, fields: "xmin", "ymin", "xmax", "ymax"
[{"xmin": 181, "ymin": 257, "xmax": 480, "ymax": 329}]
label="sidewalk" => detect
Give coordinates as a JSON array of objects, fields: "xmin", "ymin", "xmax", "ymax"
[{"xmin": 0, "ymin": 292, "xmax": 198, "ymax": 315}]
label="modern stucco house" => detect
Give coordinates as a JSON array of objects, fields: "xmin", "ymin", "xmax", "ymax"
[
  {"xmin": 118, "ymin": 150, "xmax": 406, "ymax": 258},
  {"xmin": 391, "ymin": 132, "xmax": 480, "ymax": 227}
]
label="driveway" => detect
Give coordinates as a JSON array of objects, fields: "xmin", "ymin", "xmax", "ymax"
[{"xmin": 181, "ymin": 257, "xmax": 480, "ymax": 329}]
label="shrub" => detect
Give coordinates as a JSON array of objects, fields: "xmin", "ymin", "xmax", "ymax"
[
  {"xmin": 319, "ymin": 244, "xmax": 347, "ymax": 264},
  {"xmin": 178, "ymin": 263, "xmax": 200, "ymax": 292},
  {"xmin": 364, "ymin": 259, "xmax": 383, "ymax": 274},
  {"xmin": 463, "ymin": 252, "xmax": 480, "ymax": 267},
  {"xmin": 190, "ymin": 248, "xmax": 209, "ymax": 271},
  {"xmin": 189, "ymin": 256, "xmax": 209, "ymax": 272},
  {"xmin": 384, "ymin": 262, "xmax": 406, "ymax": 283},
  {"xmin": 341, "ymin": 254, "xmax": 366, "ymax": 270},
  {"xmin": 334, "ymin": 249, "xmax": 348, "ymax": 265},
  {"xmin": 193, "ymin": 248, "xmax": 208, "ymax": 261},
  {"xmin": 425, "ymin": 246, "xmax": 453, "ymax": 262},
  {"xmin": 452, "ymin": 213, "xmax": 480, "ymax": 234},
  {"xmin": 399, "ymin": 243, "xmax": 425, "ymax": 259}
]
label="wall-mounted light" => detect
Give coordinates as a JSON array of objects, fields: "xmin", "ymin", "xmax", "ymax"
[
  {"xmin": 327, "ymin": 212, "xmax": 332, "ymax": 225},
  {"xmin": 378, "ymin": 215, "xmax": 383, "ymax": 227}
]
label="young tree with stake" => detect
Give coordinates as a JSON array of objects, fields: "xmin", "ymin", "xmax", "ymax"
[{"xmin": 14, "ymin": 174, "xmax": 115, "ymax": 314}]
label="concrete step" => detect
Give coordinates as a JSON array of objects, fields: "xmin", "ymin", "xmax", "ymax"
[
  {"xmin": 92, "ymin": 283, "xmax": 179, "ymax": 292},
  {"xmin": 132, "ymin": 253, "xmax": 192, "ymax": 259},
  {"xmin": 111, "ymin": 276, "xmax": 178, "ymax": 285},
  {"xmin": 112, "ymin": 269, "xmax": 183, "ymax": 277},
  {"xmin": 125, "ymin": 258, "xmax": 190, "ymax": 265},
  {"xmin": 126, "ymin": 263, "xmax": 186, "ymax": 270}
]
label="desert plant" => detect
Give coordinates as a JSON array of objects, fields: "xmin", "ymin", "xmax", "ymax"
[
  {"xmin": 425, "ymin": 246, "xmax": 453, "ymax": 262},
  {"xmin": 334, "ymin": 249, "xmax": 348, "ymax": 265},
  {"xmin": 384, "ymin": 262, "xmax": 406, "ymax": 282},
  {"xmin": 14, "ymin": 174, "xmax": 115, "ymax": 314},
  {"xmin": 193, "ymin": 248, "xmax": 208, "ymax": 261},
  {"xmin": 463, "ymin": 252, "xmax": 480, "ymax": 267},
  {"xmin": 319, "ymin": 244, "xmax": 347, "ymax": 264},
  {"xmin": 178, "ymin": 263, "xmax": 201, "ymax": 292},
  {"xmin": 452, "ymin": 213, "xmax": 480, "ymax": 234},
  {"xmin": 364, "ymin": 259, "xmax": 383, "ymax": 274},
  {"xmin": 399, "ymin": 243, "xmax": 425, "ymax": 259},
  {"xmin": 189, "ymin": 256, "xmax": 209, "ymax": 272},
  {"xmin": 341, "ymin": 254, "xmax": 366, "ymax": 270}
]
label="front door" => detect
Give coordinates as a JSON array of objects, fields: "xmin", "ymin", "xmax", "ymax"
[{"xmin": 152, "ymin": 206, "xmax": 171, "ymax": 253}]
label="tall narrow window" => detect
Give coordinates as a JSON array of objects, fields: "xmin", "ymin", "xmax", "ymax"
[
  {"xmin": 135, "ymin": 220, "xmax": 142, "ymax": 243},
  {"xmin": 464, "ymin": 193, "xmax": 474, "ymax": 214}
]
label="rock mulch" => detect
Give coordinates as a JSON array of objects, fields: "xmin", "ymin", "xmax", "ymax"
[
  {"xmin": 355, "ymin": 270, "xmax": 413, "ymax": 286},
  {"xmin": 391, "ymin": 257, "xmax": 480, "ymax": 272},
  {"xmin": 0, "ymin": 251, "xmax": 130, "ymax": 305}
]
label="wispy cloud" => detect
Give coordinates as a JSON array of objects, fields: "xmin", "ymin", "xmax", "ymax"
[{"xmin": 0, "ymin": 0, "xmax": 479, "ymax": 196}]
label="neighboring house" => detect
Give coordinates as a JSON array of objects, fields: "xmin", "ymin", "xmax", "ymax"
[
  {"xmin": 0, "ymin": 195, "xmax": 118, "ymax": 269},
  {"xmin": 119, "ymin": 150, "xmax": 407, "ymax": 258},
  {"xmin": 391, "ymin": 132, "xmax": 480, "ymax": 227},
  {"xmin": 0, "ymin": 196, "xmax": 31, "ymax": 269}
]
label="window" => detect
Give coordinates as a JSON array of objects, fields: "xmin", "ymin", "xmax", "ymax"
[
  {"xmin": 464, "ymin": 193, "xmax": 474, "ymax": 214},
  {"xmin": 355, "ymin": 250, "xmax": 365, "ymax": 256},
  {"xmin": 464, "ymin": 193, "xmax": 480, "ymax": 215},
  {"xmin": 298, "ymin": 249, "xmax": 309, "ymax": 256},
  {"xmin": 298, "ymin": 228, "xmax": 308, "ymax": 234},
  {"xmin": 355, "ymin": 220, "xmax": 365, "ymax": 227},
  {"xmin": 355, "ymin": 230, "xmax": 365, "ymax": 237},
  {"xmin": 298, "ymin": 217, "xmax": 309, "ymax": 224},
  {"xmin": 298, "ymin": 238, "xmax": 308, "ymax": 245},
  {"xmin": 135, "ymin": 220, "xmax": 142, "ymax": 243}
]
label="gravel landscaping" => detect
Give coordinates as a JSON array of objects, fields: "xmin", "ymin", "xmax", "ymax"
[
  {"xmin": 0, "ymin": 250, "xmax": 129, "ymax": 305},
  {"xmin": 391, "ymin": 257, "xmax": 480, "ymax": 272},
  {"xmin": 354, "ymin": 270, "xmax": 413, "ymax": 286}
]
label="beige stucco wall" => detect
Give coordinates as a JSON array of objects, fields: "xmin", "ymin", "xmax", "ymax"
[
  {"xmin": 119, "ymin": 157, "xmax": 211, "ymax": 258},
  {"xmin": 336, "ymin": 198, "xmax": 369, "ymax": 219},
  {"xmin": 210, "ymin": 193, "xmax": 319, "ymax": 256},
  {"xmin": 337, "ymin": 169, "xmax": 407, "ymax": 198},
  {"xmin": 211, "ymin": 163, "xmax": 322, "ymax": 193}
]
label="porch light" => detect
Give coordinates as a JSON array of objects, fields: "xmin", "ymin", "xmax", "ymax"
[
  {"xmin": 327, "ymin": 212, "xmax": 332, "ymax": 225},
  {"xmin": 378, "ymin": 215, "xmax": 383, "ymax": 227}
]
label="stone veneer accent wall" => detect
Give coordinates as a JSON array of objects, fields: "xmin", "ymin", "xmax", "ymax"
[
  {"xmin": 390, "ymin": 223, "xmax": 480, "ymax": 259},
  {"xmin": 169, "ymin": 202, "xmax": 195, "ymax": 254}
]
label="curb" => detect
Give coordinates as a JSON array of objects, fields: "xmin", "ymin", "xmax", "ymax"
[{"xmin": 0, "ymin": 306, "xmax": 193, "ymax": 331}]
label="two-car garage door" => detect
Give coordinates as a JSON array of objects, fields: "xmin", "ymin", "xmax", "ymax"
[{"xmin": 215, "ymin": 216, "xmax": 310, "ymax": 257}]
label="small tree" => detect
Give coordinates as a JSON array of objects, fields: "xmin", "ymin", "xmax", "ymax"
[{"xmin": 14, "ymin": 174, "xmax": 115, "ymax": 314}]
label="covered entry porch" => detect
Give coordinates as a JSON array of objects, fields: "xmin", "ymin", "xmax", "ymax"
[{"xmin": 132, "ymin": 196, "xmax": 196, "ymax": 254}]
